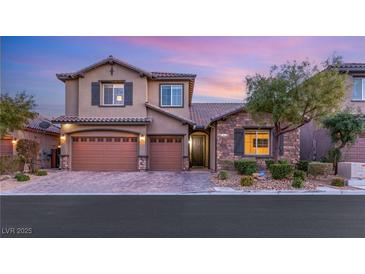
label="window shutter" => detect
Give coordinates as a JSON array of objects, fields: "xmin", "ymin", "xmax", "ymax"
[
  {"xmin": 279, "ymin": 134, "xmax": 284, "ymax": 156},
  {"xmin": 234, "ymin": 129, "xmax": 244, "ymax": 156},
  {"xmin": 91, "ymin": 82, "xmax": 100, "ymax": 106},
  {"xmin": 124, "ymin": 82, "xmax": 133, "ymax": 105}
]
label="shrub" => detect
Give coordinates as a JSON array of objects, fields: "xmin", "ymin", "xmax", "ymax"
[
  {"xmin": 278, "ymin": 159, "xmax": 289, "ymax": 164},
  {"xmin": 331, "ymin": 176, "xmax": 346, "ymax": 187},
  {"xmin": 0, "ymin": 156, "xmax": 23, "ymax": 175},
  {"xmin": 240, "ymin": 175, "xmax": 253, "ymax": 186},
  {"xmin": 35, "ymin": 169, "xmax": 47, "ymax": 176},
  {"xmin": 265, "ymin": 159, "xmax": 275, "ymax": 170},
  {"xmin": 308, "ymin": 162, "xmax": 333, "ymax": 177},
  {"xmin": 234, "ymin": 159, "xmax": 257, "ymax": 175},
  {"xmin": 297, "ymin": 160, "xmax": 309, "ymax": 172},
  {"xmin": 270, "ymin": 164, "xmax": 294, "ymax": 179},
  {"xmin": 293, "ymin": 170, "xmax": 306, "ymax": 181},
  {"xmin": 16, "ymin": 139, "xmax": 39, "ymax": 172},
  {"xmin": 218, "ymin": 170, "xmax": 228, "ymax": 180},
  {"xmin": 15, "ymin": 172, "xmax": 30, "ymax": 182},
  {"xmin": 292, "ymin": 177, "xmax": 304, "ymax": 188}
]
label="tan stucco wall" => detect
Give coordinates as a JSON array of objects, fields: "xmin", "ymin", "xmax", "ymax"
[
  {"xmin": 146, "ymin": 108, "xmax": 189, "ymax": 157},
  {"xmin": 147, "ymin": 80, "xmax": 190, "ymax": 119},
  {"xmin": 65, "ymin": 79, "xmax": 79, "ymax": 116},
  {"xmin": 77, "ymin": 64, "xmax": 148, "ymax": 117},
  {"xmin": 342, "ymin": 74, "xmax": 365, "ymax": 113},
  {"xmin": 12, "ymin": 130, "xmax": 60, "ymax": 168}
]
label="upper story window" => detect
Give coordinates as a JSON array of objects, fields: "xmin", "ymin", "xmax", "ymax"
[
  {"xmin": 160, "ymin": 84, "xmax": 183, "ymax": 107},
  {"xmin": 352, "ymin": 78, "xmax": 365, "ymax": 101},
  {"xmin": 103, "ymin": 83, "xmax": 124, "ymax": 105}
]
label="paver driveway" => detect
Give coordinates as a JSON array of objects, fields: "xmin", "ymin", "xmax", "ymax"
[{"xmin": 3, "ymin": 170, "xmax": 214, "ymax": 194}]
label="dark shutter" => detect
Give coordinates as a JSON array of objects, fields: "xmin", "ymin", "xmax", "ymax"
[
  {"xmin": 91, "ymin": 82, "xmax": 100, "ymax": 106},
  {"xmin": 234, "ymin": 129, "xmax": 244, "ymax": 156},
  {"xmin": 124, "ymin": 82, "xmax": 133, "ymax": 105},
  {"xmin": 279, "ymin": 134, "xmax": 284, "ymax": 156}
]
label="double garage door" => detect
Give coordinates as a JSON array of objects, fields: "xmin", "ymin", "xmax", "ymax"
[{"xmin": 71, "ymin": 135, "xmax": 183, "ymax": 171}]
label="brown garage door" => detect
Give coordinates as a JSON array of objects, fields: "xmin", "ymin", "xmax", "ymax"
[
  {"xmin": 342, "ymin": 136, "xmax": 365, "ymax": 162},
  {"xmin": 149, "ymin": 136, "xmax": 183, "ymax": 171},
  {"xmin": 0, "ymin": 139, "xmax": 13, "ymax": 156},
  {"xmin": 72, "ymin": 136, "xmax": 138, "ymax": 171}
]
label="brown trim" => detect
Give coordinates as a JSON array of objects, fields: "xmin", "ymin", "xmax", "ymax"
[
  {"xmin": 99, "ymin": 80, "xmax": 125, "ymax": 84},
  {"xmin": 159, "ymin": 83, "xmax": 184, "ymax": 108}
]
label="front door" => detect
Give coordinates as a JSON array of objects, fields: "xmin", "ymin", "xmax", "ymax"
[{"xmin": 192, "ymin": 136, "xmax": 204, "ymax": 166}]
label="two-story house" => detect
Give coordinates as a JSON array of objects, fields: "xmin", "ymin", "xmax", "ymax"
[
  {"xmin": 300, "ymin": 63, "xmax": 365, "ymax": 162},
  {"xmin": 54, "ymin": 56, "xmax": 300, "ymax": 171}
]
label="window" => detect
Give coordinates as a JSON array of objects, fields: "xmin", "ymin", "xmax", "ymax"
[
  {"xmin": 160, "ymin": 84, "xmax": 183, "ymax": 107},
  {"xmin": 244, "ymin": 129, "xmax": 270, "ymax": 156},
  {"xmin": 103, "ymin": 83, "xmax": 124, "ymax": 105},
  {"xmin": 352, "ymin": 78, "xmax": 365, "ymax": 101}
]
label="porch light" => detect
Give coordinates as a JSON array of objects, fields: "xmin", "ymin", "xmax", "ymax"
[
  {"xmin": 139, "ymin": 134, "xmax": 145, "ymax": 144},
  {"xmin": 188, "ymin": 138, "xmax": 192, "ymax": 145},
  {"xmin": 12, "ymin": 138, "xmax": 17, "ymax": 145},
  {"xmin": 63, "ymin": 123, "xmax": 72, "ymax": 129},
  {"xmin": 219, "ymin": 133, "xmax": 228, "ymax": 137},
  {"xmin": 60, "ymin": 134, "xmax": 66, "ymax": 143}
]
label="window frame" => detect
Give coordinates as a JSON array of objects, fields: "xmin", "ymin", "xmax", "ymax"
[
  {"xmin": 102, "ymin": 83, "xmax": 125, "ymax": 106},
  {"xmin": 159, "ymin": 84, "xmax": 184, "ymax": 108},
  {"xmin": 243, "ymin": 128, "xmax": 272, "ymax": 157},
  {"xmin": 352, "ymin": 78, "xmax": 365, "ymax": 101}
]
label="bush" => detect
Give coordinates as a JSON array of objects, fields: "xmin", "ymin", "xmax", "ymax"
[
  {"xmin": 331, "ymin": 176, "xmax": 346, "ymax": 187},
  {"xmin": 0, "ymin": 156, "xmax": 23, "ymax": 175},
  {"xmin": 278, "ymin": 159, "xmax": 289, "ymax": 164},
  {"xmin": 265, "ymin": 159, "xmax": 275, "ymax": 170},
  {"xmin": 297, "ymin": 160, "xmax": 309, "ymax": 172},
  {"xmin": 293, "ymin": 170, "xmax": 306, "ymax": 181},
  {"xmin": 270, "ymin": 164, "xmax": 294, "ymax": 179},
  {"xmin": 14, "ymin": 172, "xmax": 30, "ymax": 182},
  {"xmin": 292, "ymin": 177, "xmax": 304, "ymax": 188},
  {"xmin": 308, "ymin": 162, "xmax": 333, "ymax": 177},
  {"xmin": 240, "ymin": 175, "xmax": 253, "ymax": 186},
  {"xmin": 234, "ymin": 159, "xmax": 257, "ymax": 175},
  {"xmin": 218, "ymin": 170, "xmax": 228, "ymax": 180},
  {"xmin": 16, "ymin": 139, "xmax": 39, "ymax": 172},
  {"xmin": 35, "ymin": 169, "xmax": 47, "ymax": 176}
]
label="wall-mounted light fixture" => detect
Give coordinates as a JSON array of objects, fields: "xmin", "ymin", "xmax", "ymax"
[
  {"xmin": 188, "ymin": 137, "xmax": 192, "ymax": 145},
  {"xmin": 218, "ymin": 133, "xmax": 228, "ymax": 137},
  {"xmin": 139, "ymin": 134, "xmax": 145, "ymax": 144},
  {"xmin": 63, "ymin": 123, "xmax": 72, "ymax": 129},
  {"xmin": 11, "ymin": 138, "xmax": 17, "ymax": 145}
]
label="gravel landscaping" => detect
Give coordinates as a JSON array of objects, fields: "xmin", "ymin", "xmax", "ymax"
[{"xmin": 212, "ymin": 170, "xmax": 361, "ymax": 191}]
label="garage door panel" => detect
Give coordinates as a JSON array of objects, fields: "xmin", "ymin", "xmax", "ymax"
[
  {"xmin": 342, "ymin": 137, "xmax": 365, "ymax": 162},
  {"xmin": 72, "ymin": 136, "xmax": 137, "ymax": 171},
  {"xmin": 149, "ymin": 136, "xmax": 183, "ymax": 171}
]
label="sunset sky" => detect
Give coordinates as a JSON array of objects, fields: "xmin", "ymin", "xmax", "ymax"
[{"xmin": 2, "ymin": 36, "xmax": 365, "ymax": 117}]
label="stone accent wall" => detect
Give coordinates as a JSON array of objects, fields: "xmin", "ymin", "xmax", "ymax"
[
  {"xmin": 216, "ymin": 111, "xmax": 300, "ymax": 170},
  {"xmin": 138, "ymin": 156, "xmax": 148, "ymax": 171},
  {"xmin": 61, "ymin": 155, "xmax": 70, "ymax": 170},
  {"xmin": 183, "ymin": 156, "xmax": 189, "ymax": 170}
]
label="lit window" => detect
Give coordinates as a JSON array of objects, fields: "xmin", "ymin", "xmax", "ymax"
[
  {"xmin": 103, "ymin": 83, "xmax": 124, "ymax": 105},
  {"xmin": 160, "ymin": 85, "xmax": 183, "ymax": 107},
  {"xmin": 244, "ymin": 129, "xmax": 270, "ymax": 156}
]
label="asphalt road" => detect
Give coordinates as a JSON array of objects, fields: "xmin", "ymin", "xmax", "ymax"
[{"xmin": 1, "ymin": 195, "xmax": 365, "ymax": 237}]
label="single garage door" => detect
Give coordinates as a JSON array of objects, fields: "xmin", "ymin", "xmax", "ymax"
[
  {"xmin": 0, "ymin": 139, "xmax": 13, "ymax": 156},
  {"xmin": 72, "ymin": 136, "xmax": 138, "ymax": 171},
  {"xmin": 342, "ymin": 135, "xmax": 365, "ymax": 162},
  {"xmin": 149, "ymin": 136, "xmax": 183, "ymax": 171}
]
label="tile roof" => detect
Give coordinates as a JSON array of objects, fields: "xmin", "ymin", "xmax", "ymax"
[
  {"xmin": 26, "ymin": 115, "xmax": 60, "ymax": 135},
  {"xmin": 190, "ymin": 103, "xmax": 245, "ymax": 128},
  {"xmin": 338, "ymin": 63, "xmax": 365, "ymax": 73},
  {"xmin": 151, "ymin": 72, "xmax": 196, "ymax": 79},
  {"xmin": 145, "ymin": 103, "xmax": 196, "ymax": 125},
  {"xmin": 52, "ymin": 116, "xmax": 152, "ymax": 124}
]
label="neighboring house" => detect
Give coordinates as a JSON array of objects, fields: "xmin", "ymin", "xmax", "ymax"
[
  {"xmin": 300, "ymin": 63, "xmax": 365, "ymax": 162},
  {"xmin": 0, "ymin": 115, "xmax": 61, "ymax": 168},
  {"xmin": 53, "ymin": 56, "xmax": 299, "ymax": 171}
]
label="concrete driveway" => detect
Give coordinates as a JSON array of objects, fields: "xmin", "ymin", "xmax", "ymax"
[{"xmin": 2, "ymin": 170, "xmax": 214, "ymax": 194}]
